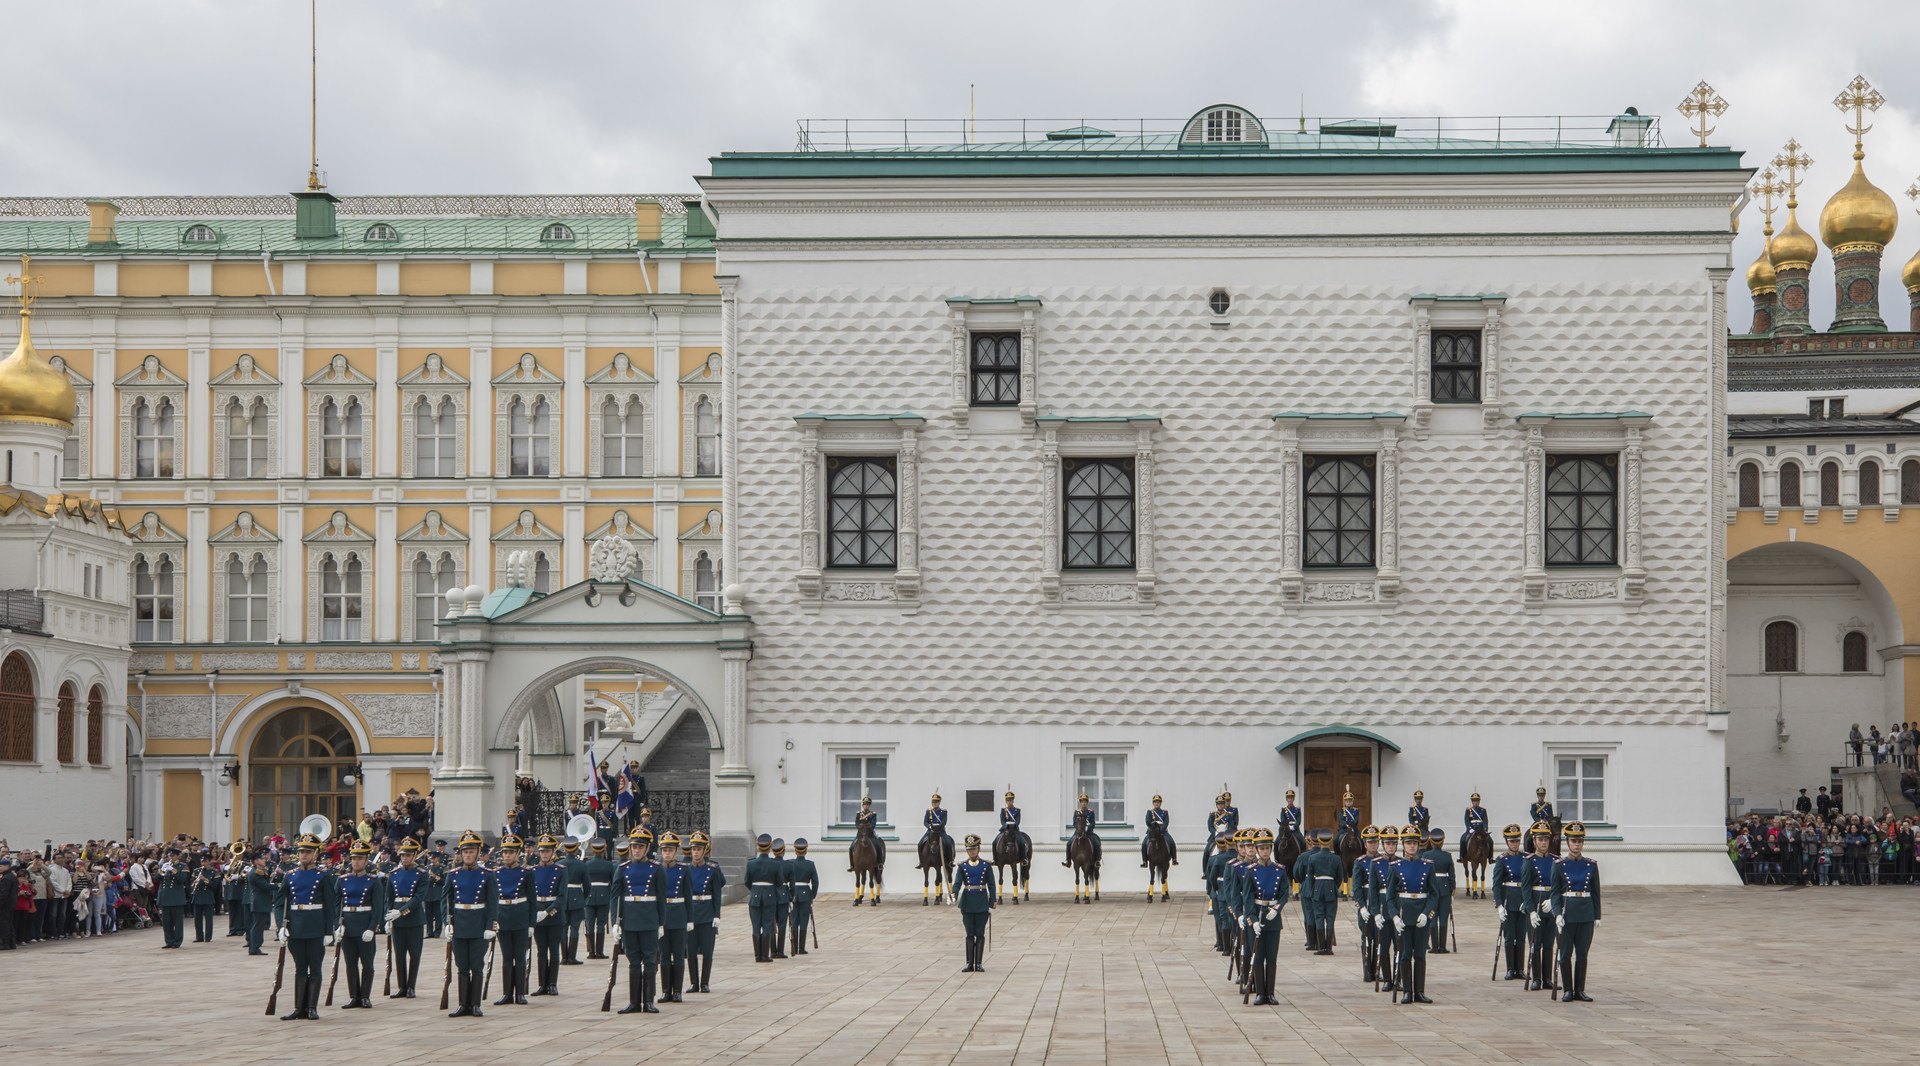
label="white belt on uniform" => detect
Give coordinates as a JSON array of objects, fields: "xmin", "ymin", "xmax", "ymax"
[
  {"xmin": 392, "ymin": 895, "xmax": 412, "ymax": 902},
  {"xmin": 1400, "ymin": 892, "xmax": 1428, "ymax": 899},
  {"xmin": 1313, "ymin": 876, "xmax": 1336, "ymax": 881},
  {"xmin": 290, "ymin": 903, "xmax": 321, "ymax": 910},
  {"xmin": 342, "ymin": 906, "xmax": 371, "ymax": 912},
  {"xmin": 536, "ymin": 895, "xmax": 557, "ymax": 902},
  {"xmin": 623, "ymin": 895, "xmax": 656, "ymax": 902},
  {"xmin": 454, "ymin": 903, "xmax": 485, "ymax": 910},
  {"xmin": 690, "ymin": 894, "xmax": 712, "ymax": 901},
  {"xmin": 590, "ymin": 882, "xmax": 610, "ymax": 888},
  {"xmin": 1563, "ymin": 891, "xmax": 1592, "ymax": 897},
  {"xmin": 749, "ymin": 882, "xmax": 775, "ymax": 886}
]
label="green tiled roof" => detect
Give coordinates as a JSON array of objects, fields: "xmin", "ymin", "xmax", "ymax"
[{"xmin": 0, "ymin": 212, "xmax": 710, "ymax": 256}]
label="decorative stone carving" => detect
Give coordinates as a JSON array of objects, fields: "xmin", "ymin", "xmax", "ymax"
[
  {"xmin": 286, "ymin": 653, "xmax": 307, "ymax": 670},
  {"xmin": 401, "ymin": 653, "xmax": 422, "ymax": 670},
  {"xmin": 1546, "ymin": 580, "xmax": 1619, "ymax": 600},
  {"xmin": 1059, "ymin": 583, "xmax": 1137, "ymax": 604},
  {"xmin": 589, "ymin": 535, "xmax": 640, "ymax": 582},
  {"xmin": 820, "ymin": 580, "xmax": 896, "ymax": 603},
  {"xmin": 345, "ymin": 692, "xmax": 436, "ymax": 737},
  {"xmin": 1303, "ymin": 581, "xmax": 1375, "ymax": 603},
  {"xmin": 316, "ymin": 651, "xmax": 394, "ymax": 671},
  {"xmin": 198, "ymin": 652, "xmax": 279, "ymax": 671},
  {"xmin": 143, "ymin": 694, "xmax": 245, "ymax": 739},
  {"xmin": 127, "ymin": 653, "xmax": 166, "ymax": 672},
  {"xmin": 505, "ymin": 550, "xmax": 535, "ymax": 589}
]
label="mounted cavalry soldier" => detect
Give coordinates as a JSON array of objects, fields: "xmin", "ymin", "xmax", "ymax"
[
  {"xmin": 1490, "ymin": 824, "xmax": 1527, "ymax": 980},
  {"xmin": 1551, "ymin": 822, "xmax": 1600, "ymax": 1002},
  {"xmin": 336, "ymin": 840, "xmax": 387, "ymax": 1010},
  {"xmin": 1521, "ymin": 821, "xmax": 1559, "ymax": 991},
  {"xmin": 1386, "ymin": 827, "xmax": 1436, "ymax": 1004},
  {"xmin": 612, "ymin": 827, "xmax": 664, "ymax": 1014},
  {"xmin": 1000, "ymin": 791, "xmax": 1022, "ymax": 835},
  {"xmin": 1063, "ymin": 792, "xmax": 1103, "ymax": 867},
  {"xmin": 1277, "ymin": 790, "xmax": 1304, "ymax": 849},
  {"xmin": 582, "ymin": 839, "xmax": 616, "ymax": 959},
  {"xmin": 1349, "ymin": 826, "xmax": 1381, "ymax": 981},
  {"xmin": 1204, "ymin": 793, "xmax": 1237, "ymax": 868},
  {"xmin": 529, "ymin": 835, "xmax": 568, "ymax": 998},
  {"xmin": 1239, "ymin": 829, "xmax": 1290, "ymax": 1006},
  {"xmin": 1462, "ymin": 792, "xmax": 1489, "ymax": 857},
  {"xmin": 1407, "ymin": 792, "xmax": 1431, "ymax": 837},
  {"xmin": 851, "ymin": 794, "xmax": 886, "ymax": 867},
  {"xmin": 686, "ymin": 832, "xmax": 725, "ymax": 991},
  {"xmin": 384, "ymin": 839, "xmax": 428, "ymax": 998},
  {"xmin": 1338, "ymin": 791, "xmax": 1361, "ymax": 837},
  {"xmin": 1141, "ymin": 794, "xmax": 1176, "ymax": 867},
  {"xmin": 1419, "ymin": 828, "xmax": 1455, "ymax": 954},
  {"xmin": 274, "ymin": 833, "xmax": 340, "ymax": 1020},
  {"xmin": 955, "ymin": 834, "xmax": 996, "ymax": 972},
  {"xmin": 1530, "ymin": 787, "xmax": 1555, "ymax": 827},
  {"xmin": 1296, "ymin": 828, "xmax": 1341, "ymax": 955},
  {"xmin": 921, "ymin": 794, "xmax": 954, "ymax": 883},
  {"xmin": 746, "ymin": 834, "xmax": 781, "ymax": 964},
  {"xmin": 789, "ymin": 839, "xmax": 818, "ymax": 955}
]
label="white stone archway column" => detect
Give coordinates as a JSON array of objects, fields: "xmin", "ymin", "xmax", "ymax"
[{"xmin": 709, "ymin": 641, "xmax": 755, "ymax": 869}]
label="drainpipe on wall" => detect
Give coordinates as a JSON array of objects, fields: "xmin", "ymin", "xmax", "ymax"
[
  {"xmin": 206, "ymin": 669, "xmax": 220, "ymax": 758},
  {"xmin": 430, "ymin": 668, "xmax": 443, "ymax": 762},
  {"xmin": 134, "ymin": 671, "xmax": 149, "ymax": 836}
]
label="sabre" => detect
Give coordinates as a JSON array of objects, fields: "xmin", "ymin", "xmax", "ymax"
[
  {"xmin": 481, "ymin": 936, "xmax": 496, "ymax": 1002},
  {"xmin": 1491, "ymin": 926, "xmax": 1502, "ymax": 982},
  {"xmin": 384, "ymin": 930, "xmax": 394, "ymax": 997}
]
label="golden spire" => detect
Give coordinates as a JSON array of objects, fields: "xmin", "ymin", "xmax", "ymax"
[
  {"xmin": 1677, "ymin": 81, "xmax": 1728, "ymax": 148},
  {"xmin": 1769, "ymin": 140, "xmax": 1819, "ymax": 269},
  {"xmin": 1821, "ymin": 76, "xmax": 1897, "ymax": 251},
  {"xmin": 1748, "ymin": 169, "xmax": 1783, "ymax": 292},
  {"xmin": 305, "ymin": 0, "xmax": 324, "ymax": 191},
  {"xmin": 0, "ymin": 256, "xmax": 79, "ymax": 428},
  {"xmin": 1904, "ymin": 181, "xmax": 1920, "ymax": 291}
]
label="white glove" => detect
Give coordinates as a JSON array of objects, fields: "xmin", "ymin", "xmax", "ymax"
[
  {"xmin": 385, "ymin": 909, "xmax": 402, "ymax": 924},
  {"xmin": 1393, "ymin": 916, "xmax": 1405, "ymax": 932},
  {"xmin": 1373, "ymin": 914, "xmax": 1384, "ymax": 929},
  {"xmin": 1358, "ymin": 907, "xmax": 1369, "ymax": 922},
  {"xmin": 1528, "ymin": 911, "xmax": 1539, "ymax": 928},
  {"xmin": 1556, "ymin": 915, "xmax": 1565, "ymax": 933},
  {"xmin": 1497, "ymin": 905, "xmax": 1506, "ymax": 920},
  {"xmin": 1252, "ymin": 921, "xmax": 1263, "ymax": 936},
  {"xmin": 361, "ymin": 929, "xmax": 374, "ymax": 942},
  {"xmin": 483, "ymin": 928, "xmax": 496, "ymax": 941},
  {"xmin": 611, "ymin": 924, "xmax": 622, "ymax": 939},
  {"xmin": 277, "ymin": 926, "xmax": 289, "ymax": 942},
  {"xmin": 324, "ymin": 934, "xmax": 336, "ymax": 946},
  {"xmin": 1416, "ymin": 913, "xmax": 1428, "ymax": 928},
  {"xmin": 1540, "ymin": 899, "xmax": 1552, "ymax": 915},
  {"xmin": 710, "ymin": 916, "xmax": 718, "ymax": 926},
  {"xmin": 686, "ymin": 923, "xmax": 693, "ymax": 932}
]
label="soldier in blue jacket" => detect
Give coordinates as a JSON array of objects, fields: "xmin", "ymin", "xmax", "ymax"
[
  {"xmin": 770, "ymin": 838, "xmax": 792, "ymax": 958},
  {"xmin": 611, "ymin": 827, "xmax": 663, "ymax": 1014},
  {"xmin": 1420, "ymin": 828, "xmax": 1455, "ymax": 954},
  {"xmin": 745, "ymin": 834, "xmax": 780, "ymax": 964},
  {"xmin": 244, "ymin": 852, "xmax": 274, "ymax": 955},
  {"xmin": 1550, "ymin": 822, "xmax": 1601, "ymax": 1002},
  {"xmin": 445, "ymin": 830, "xmax": 498, "ymax": 1018},
  {"xmin": 1203, "ymin": 794, "xmax": 1235, "ymax": 869},
  {"xmin": 789, "ymin": 838, "xmax": 819, "ymax": 955},
  {"xmin": 954, "ymin": 834, "xmax": 997, "ymax": 972},
  {"xmin": 999, "ymin": 791, "xmax": 1021, "ymax": 836},
  {"xmin": 1530, "ymin": 787, "xmax": 1555, "ymax": 828},
  {"xmin": 921, "ymin": 794, "xmax": 954, "ymax": 884},
  {"xmin": 1462, "ymin": 792, "xmax": 1490, "ymax": 859},
  {"xmin": 1277, "ymin": 790, "xmax": 1305, "ymax": 852},
  {"xmin": 1337, "ymin": 791, "xmax": 1361, "ymax": 837},
  {"xmin": 528, "ymin": 835, "xmax": 568, "ymax": 997},
  {"xmin": 155, "ymin": 847, "xmax": 189, "ymax": 948},
  {"xmin": 336, "ymin": 840, "xmax": 388, "ymax": 1010},
  {"xmin": 384, "ymin": 839, "xmax": 428, "ymax": 997},
  {"xmin": 1489, "ymin": 824, "xmax": 1527, "ymax": 980},
  {"xmin": 274, "ymin": 833, "xmax": 340, "ymax": 1020},
  {"xmin": 1520, "ymin": 821, "xmax": 1559, "ymax": 991},
  {"xmin": 1299, "ymin": 828, "xmax": 1342, "ymax": 956},
  {"xmin": 1367, "ymin": 825, "xmax": 1400, "ymax": 992},
  {"xmin": 1407, "ymin": 791, "xmax": 1431, "ymax": 837},
  {"xmin": 582, "ymin": 839, "xmax": 616, "ymax": 959},
  {"xmin": 1349, "ymin": 827, "xmax": 1380, "ymax": 981},
  {"xmin": 1239, "ymin": 829, "xmax": 1291, "ymax": 1005},
  {"xmin": 1064, "ymin": 792, "xmax": 1103, "ymax": 868},
  {"xmin": 1140, "ymin": 794, "xmax": 1176, "ymax": 868},
  {"xmin": 560, "ymin": 838, "xmax": 587, "ymax": 966},
  {"xmin": 1386, "ymin": 827, "xmax": 1437, "ymax": 1004},
  {"xmin": 686, "ymin": 831, "xmax": 725, "ymax": 992},
  {"xmin": 850, "ymin": 795, "xmax": 885, "ymax": 868},
  {"xmin": 655, "ymin": 832, "xmax": 692, "ymax": 1003},
  {"xmin": 491, "ymin": 834, "xmax": 533, "ymax": 1006}
]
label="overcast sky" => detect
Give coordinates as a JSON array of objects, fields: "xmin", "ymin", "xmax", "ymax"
[{"xmin": 8, "ymin": 0, "xmax": 1920, "ymax": 329}]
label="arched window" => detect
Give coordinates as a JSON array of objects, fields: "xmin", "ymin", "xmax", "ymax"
[
  {"xmin": 247, "ymin": 707, "xmax": 358, "ymax": 843},
  {"xmin": 320, "ymin": 553, "xmax": 364, "ymax": 641},
  {"xmin": 414, "ymin": 396, "xmax": 456, "ymax": 477},
  {"xmin": 601, "ymin": 397, "xmax": 645, "ymax": 475},
  {"xmin": 56, "ymin": 681, "xmax": 75, "ymax": 764},
  {"xmin": 86, "ymin": 685, "xmax": 104, "ymax": 766},
  {"xmin": 1903, "ymin": 459, "xmax": 1920, "ymax": 504},
  {"xmin": 133, "ymin": 556, "xmax": 175, "ymax": 641},
  {"xmin": 1737, "ymin": 462, "xmax": 1760, "ymax": 508},
  {"xmin": 226, "ymin": 397, "xmax": 269, "ymax": 477},
  {"xmin": 320, "ymin": 397, "xmax": 363, "ymax": 477},
  {"xmin": 1764, "ymin": 620, "xmax": 1798, "ymax": 673},
  {"xmin": 182, "ymin": 224, "xmax": 217, "ymax": 243},
  {"xmin": 364, "ymin": 223, "xmax": 399, "ymax": 242},
  {"xmin": 508, "ymin": 397, "xmax": 551, "ymax": 476},
  {"xmin": 1779, "ymin": 461, "xmax": 1801, "ymax": 508},
  {"xmin": 540, "ymin": 222, "xmax": 575, "ymax": 241},
  {"xmin": 1842, "ymin": 630, "xmax": 1870, "ymax": 673},
  {"xmin": 227, "ymin": 553, "xmax": 269, "ymax": 641},
  {"xmin": 694, "ymin": 397, "xmax": 719, "ymax": 476},
  {"xmin": 1860, "ymin": 460, "xmax": 1881, "ymax": 506},
  {"xmin": 413, "ymin": 552, "xmax": 459, "ymax": 638},
  {"xmin": 133, "ymin": 397, "xmax": 175, "ymax": 478},
  {"xmin": 694, "ymin": 551, "xmax": 720, "ymax": 611},
  {"xmin": 0, "ymin": 652, "xmax": 33, "ymax": 762},
  {"xmin": 1820, "ymin": 461, "xmax": 1840, "ymax": 507}
]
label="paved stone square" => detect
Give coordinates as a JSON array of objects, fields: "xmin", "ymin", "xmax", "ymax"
[{"xmin": 2, "ymin": 885, "xmax": 1914, "ymax": 1064}]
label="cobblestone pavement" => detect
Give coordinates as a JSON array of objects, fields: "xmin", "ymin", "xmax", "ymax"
[{"xmin": 2, "ymin": 885, "xmax": 1915, "ymax": 1064}]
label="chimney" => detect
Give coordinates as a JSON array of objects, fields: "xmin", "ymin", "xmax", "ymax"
[
  {"xmin": 682, "ymin": 199, "xmax": 715, "ymax": 240},
  {"xmin": 636, "ymin": 199, "xmax": 663, "ymax": 244},
  {"xmin": 85, "ymin": 200, "xmax": 120, "ymax": 245},
  {"xmin": 1607, "ymin": 107, "xmax": 1654, "ymax": 148},
  {"xmin": 293, "ymin": 189, "xmax": 340, "ymax": 240}
]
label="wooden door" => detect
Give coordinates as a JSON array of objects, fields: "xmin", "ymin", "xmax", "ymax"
[{"xmin": 1303, "ymin": 747, "xmax": 1372, "ymax": 834}]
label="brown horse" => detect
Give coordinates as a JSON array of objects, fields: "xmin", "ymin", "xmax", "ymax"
[
  {"xmin": 992, "ymin": 824, "xmax": 1031, "ymax": 904},
  {"xmin": 850, "ymin": 821, "xmax": 883, "ymax": 906},
  {"xmin": 917, "ymin": 834, "xmax": 952, "ymax": 905},
  {"xmin": 1272, "ymin": 827, "xmax": 1306, "ymax": 888},
  {"xmin": 1332, "ymin": 827, "xmax": 1365, "ymax": 891},
  {"xmin": 1142, "ymin": 823, "xmax": 1173, "ymax": 901},
  {"xmin": 1461, "ymin": 827, "xmax": 1493, "ymax": 899},
  {"xmin": 1068, "ymin": 828, "xmax": 1101, "ymax": 903},
  {"xmin": 1547, "ymin": 816, "xmax": 1564, "ymax": 856}
]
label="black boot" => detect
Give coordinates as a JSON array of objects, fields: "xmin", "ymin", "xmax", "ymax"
[
  {"xmin": 698, "ymin": 955, "xmax": 712, "ymax": 993},
  {"xmin": 450, "ymin": 973, "xmax": 473, "ymax": 1017},
  {"xmin": 494, "ymin": 957, "xmax": 515, "ymax": 1006},
  {"xmin": 772, "ymin": 928, "xmax": 787, "ymax": 959},
  {"xmin": 281, "ymin": 976, "xmax": 307, "ymax": 1020},
  {"xmin": 407, "ymin": 954, "xmax": 421, "ymax": 997},
  {"xmin": 304, "ymin": 977, "xmax": 323, "ymax": 1020},
  {"xmin": 794, "ymin": 926, "xmax": 808, "ymax": 955},
  {"xmin": 1315, "ymin": 922, "xmax": 1334, "ymax": 956},
  {"xmin": 641, "ymin": 966, "xmax": 660, "ymax": 1013},
  {"xmin": 1560, "ymin": 958, "xmax": 1575, "ymax": 1001},
  {"xmin": 467, "ymin": 968, "xmax": 484, "ymax": 1017},
  {"xmin": 617, "ymin": 968, "xmax": 645, "ymax": 1013},
  {"xmin": 516, "ymin": 957, "xmax": 530, "ymax": 1004},
  {"xmin": 1574, "ymin": 956, "xmax": 1591, "ymax": 1001},
  {"xmin": 530, "ymin": 958, "xmax": 552, "ymax": 996},
  {"xmin": 1413, "ymin": 956, "xmax": 1432, "ymax": 1003}
]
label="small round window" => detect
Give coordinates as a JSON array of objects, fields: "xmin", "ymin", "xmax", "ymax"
[{"xmin": 1208, "ymin": 289, "xmax": 1231, "ymax": 316}]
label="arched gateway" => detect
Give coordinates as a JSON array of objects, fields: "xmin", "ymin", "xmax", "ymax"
[{"xmin": 431, "ymin": 548, "xmax": 753, "ymax": 873}]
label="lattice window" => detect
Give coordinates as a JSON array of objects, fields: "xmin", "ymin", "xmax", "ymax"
[
  {"xmin": 1074, "ymin": 753, "xmax": 1126, "ymax": 823},
  {"xmin": 1861, "ymin": 460, "xmax": 1881, "ymax": 506},
  {"xmin": 838, "ymin": 755, "xmax": 887, "ymax": 824},
  {"xmin": 1842, "ymin": 630, "xmax": 1870, "ymax": 673},
  {"xmin": 86, "ymin": 685, "xmax": 103, "ymax": 766},
  {"xmin": 133, "ymin": 556, "xmax": 176, "ymax": 641},
  {"xmin": 1819, "ymin": 461, "xmax": 1840, "ymax": 507},
  {"xmin": 319, "ymin": 552, "xmax": 365, "ymax": 641},
  {"xmin": 970, "ymin": 333, "xmax": 1020, "ymax": 406},
  {"xmin": 1303, "ymin": 454, "xmax": 1375, "ymax": 568},
  {"xmin": 56, "ymin": 681, "xmax": 75, "ymax": 764},
  {"xmin": 1737, "ymin": 462, "xmax": 1760, "ymax": 508},
  {"xmin": 826, "ymin": 456, "xmax": 898, "ymax": 568},
  {"xmin": 1063, "ymin": 458, "xmax": 1134, "ymax": 569},
  {"xmin": 224, "ymin": 397, "xmax": 270, "ymax": 478},
  {"xmin": 133, "ymin": 397, "xmax": 175, "ymax": 478},
  {"xmin": 413, "ymin": 396, "xmax": 457, "ymax": 477},
  {"xmin": 1780, "ymin": 461, "xmax": 1802, "ymax": 507},
  {"xmin": 694, "ymin": 396, "xmax": 719, "ymax": 476},
  {"xmin": 600, "ymin": 396, "xmax": 647, "ymax": 476},
  {"xmin": 1904, "ymin": 459, "xmax": 1920, "ymax": 504},
  {"xmin": 1764, "ymin": 620, "xmax": 1798, "ymax": 673},
  {"xmin": 1545, "ymin": 454, "xmax": 1617, "ymax": 567},
  {"xmin": 321, "ymin": 397, "xmax": 365, "ymax": 477},
  {"xmin": 508, "ymin": 397, "xmax": 552, "ymax": 476},
  {"xmin": 0, "ymin": 653, "xmax": 32, "ymax": 763},
  {"xmin": 1430, "ymin": 330, "xmax": 1482, "ymax": 403}
]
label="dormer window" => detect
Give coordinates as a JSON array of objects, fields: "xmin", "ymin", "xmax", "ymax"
[
  {"xmin": 364, "ymin": 223, "xmax": 399, "ymax": 242},
  {"xmin": 1180, "ymin": 104, "xmax": 1266, "ymax": 146},
  {"xmin": 540, "ymin": 222, "xmax": 575, "ymax": 241},
  {"xmin": 182, "ymin": 224, "xmax": 217, "ymax": 243},
  {"xmin": 1206, "ymin": 109, "xmax": 1242, "ymax": 142}
]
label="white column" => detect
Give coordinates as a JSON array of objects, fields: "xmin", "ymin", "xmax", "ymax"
[
  {"xmin": 563, "ymin": 343, "xmax": 586, "ymax": 477},
  {"xmin": 33, "ymin": 695, "xmax": 57, "ymax": 770},
  {"xmin": 375, "ymin": 505, "xmax": 398, "ymax": 640},
  {"xmin": 718, "ymin": 646, "xmax": 751, "ymax": 774},
  {"xmin": 375, "ymin": 342, "xmax": 399, "ymax": 478},
  {"xmin": 563, "ymin": 505, "xmax": 585, "ymax": 584},
  {"xmin": 280, "ymin": 505, "xmax": 303, "ymax": 641},
  {"xmin": 186, "ymin": 507, "xmax": 211, "ymax": 643},
  {"xmin": 460, "ymin": 649, "xmax": 490, "ymax": 773},
  {"xmin": 654, "ymin": 311, "xmax": 682, "ymax": 477},
  {"xmin": 468, "ymin": 315, "xmax": 494, "ymax": 478},
  {"xmin": 437, "ymin": 651, "xmax": 463, "ymax": 777},
  {"xmin": 186, "ymin": 341, "xmax": 210, "ymax": 478}
]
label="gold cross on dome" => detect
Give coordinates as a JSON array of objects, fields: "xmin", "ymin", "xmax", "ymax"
[
  {"xmin": 1773, "ymin": 140, "xmax": 1813, "ymax": 208},
  {"xmin": 1677, "ymin": 81, "xmax": 1728, "ymax": 147},
  {"xmin": 1907, "ymin": 179, "xmax": 1920, "ymax": 213},
  {"xmin": 4, "ymin": 255, "xmax": 46, "ymax": 315},
  {"xmin": 1834, "ymin": 75, "xmax": 1885, "ymax": 156},
  {"xmin": 1751, "ymin": 168, "xmax": 1785, "ymax": 235}
]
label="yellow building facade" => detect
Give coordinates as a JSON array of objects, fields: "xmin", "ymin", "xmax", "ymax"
[{"xmin": 0, "ymin": 192, "xmax": 722, "ymax": 841}]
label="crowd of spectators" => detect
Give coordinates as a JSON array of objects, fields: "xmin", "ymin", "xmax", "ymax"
[
  {"xmin": 1846, "ymin": 722, "xmax": 1919, "ymax": 769},
  {"xmin": 1729, "ymin": 806, "xmax": 1920, "ymax": 885}
]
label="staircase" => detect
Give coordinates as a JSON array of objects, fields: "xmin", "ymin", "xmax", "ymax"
[
  {"xmin": 1840, "ymin": 763, "xmax": 1918, "ymax": 819},
  {"xmin": 1873, "ymin": 764, "xmax": 1918, "ymax": 818}
]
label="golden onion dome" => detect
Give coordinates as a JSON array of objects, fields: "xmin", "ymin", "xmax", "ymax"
[
  {"xmin": 0, "ymin": 311, "xmax": 79, "ymax": 427},
  {"xmin": 1747, "ymin": 241, "xmax": 1777, "ymax": 292},
  {"xmin": 1769, "ymin": 209, "xmax": 1819, "ymax": 269},
  {"xmin": 1903, "ymin": 245, "xmax": 1920, "ymax": 291},
  {"xmin": 1819, "ymin": 161, "xmax": 1899, "ymax": 250}
]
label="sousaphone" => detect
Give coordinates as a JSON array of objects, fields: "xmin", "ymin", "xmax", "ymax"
[
  {"xmin": 298, "ymin": 813, "xmax": 334, "ymax": 842},
  {"xmin": 563, "ymin": 813, "xmax": 597, "ymax": 848}
]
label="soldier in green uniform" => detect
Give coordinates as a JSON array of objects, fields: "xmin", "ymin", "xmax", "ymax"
[
  {"xmin": 491, "ymin": 834, "xmax": 533, "ymax": 1006},
  {"xmin": 1550, "ymin": 822, "xmax": 1600, "ymax": 1002},
  {"xmin": 1302, "ymin": 828, "xmax": 1342, "ymax": 956},
  {"xmin": 686, "ymin": 831, "xmax": 725, "ymax": 992},
  {"xmin": 1290, "ymin": 829, "xmax": 1318, "ymax": 952},
  {"xmin": 528, "ymin": 835, "xmax": 568, "ymax": 997},
  {"xmin": 189, "ymin": 855, "xmax": 218, "ymax": 942},
  {"xmin": 954, "ymin": 834, "xmax": 997, "ymax": 972},
  {"xmin": 245, "ymin": 851, "xmax": 274, "ymax": 955},
  {"xmin": 224, "ymin": 851, "xmax": 248, "ymax": 937},
  {"xmin": 1489, "ymin": 824, "xmax": 1527, "ymax": 980},
  {"xmin": 1230, "ymin": 830, "xmax": 1258, "ymax": 987},
  {"xmin": 770, "ymin": 838, "xmax": 792, "ymax": 958},
  {"xmin": 383, "ymin": 839, "xmax": 429, "ymax": 997},
  {"xmin": 583, "ymin": 839, "xmax": 616, "ymax": 959},
  {"xmin": 789, "ymin": 838, "xmax": 819, "ymax": 955},
  {"xmin": 336, "ymin": 840, "xmax": 388, "ymax": 1009},
  {"xmin": 1204, "ymin": 826, "xmax": 1235, "ymax": 955},
  {"xmin": 155, "ymin": 847, "xmax": 189, "ymax": 948},
  {"xmin": 1520, "ymin": 820, "xmax": 1558, "ymax": 991},
  {"xmin": 745, "ymin": 834, "xmax": 780, "ymax": 963},
  {"xmin": 560, "ymin": 838, "xmax": 587, "ymax": 965},
  {"xmin": 655, "ymin": 831, "xmax": 690, "ymax": 1003},
  {"xmin": 274, "ymin": 833, "xmax": 341, "ymax": 1021},
  {"xmin": 444, "ymin": 830, "xmax": 499, "ymax": 1018},
  {"xmin": 1238, "ymin": 829, "xmax": 1291, "ymax": 1005},
  {"xmin": 424, "ymin": 842, "xmax": 449, "ymax": 939},
  {"xmin": 611, "ymin": 827, "xmax": 663, "ymax": 1014},
  {"xmin": 1420, "ymin": 827, "xmax": 1456, "ymax": 954}
]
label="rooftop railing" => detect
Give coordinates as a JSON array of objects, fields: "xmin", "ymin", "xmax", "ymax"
[
  {"xmin": 792, "ymin": 115, "xmax": 1666, "ymax": 153},
  {"xmin": 0, "ymin": 193, "xmax": 690, "ymax": 220},
  {"xmin": 0, "ymin": 590, "xmax": 47, "ymax": 633},
  {"xmin": 0, "ymin": 217, "xmax": 668, "ymax": 253}
]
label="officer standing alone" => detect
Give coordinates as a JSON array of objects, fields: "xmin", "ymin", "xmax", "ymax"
[
  {"xmin": 954, "ymin": 834, "xmax": 996, "ymax": 972},
  {"xmin": 155, "ymin": 848, "xmax": 188, "ymax": 949},
  {"xmin": 582, "ymin": 839, "xmax": 616, "ymax": 959},
  {"xmin": 1551, "ymin": 822, "xmax": 1601, "ymax": 1002}
]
